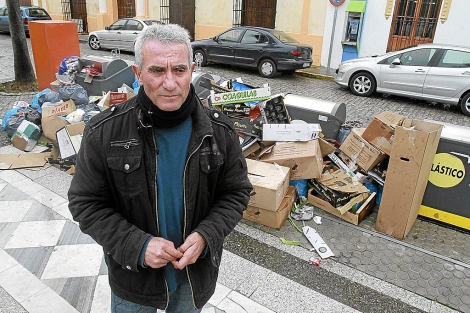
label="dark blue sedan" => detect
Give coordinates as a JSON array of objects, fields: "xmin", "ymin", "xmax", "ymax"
[
  {"xmin": 0, "ymin": 6, "xmax": 51, "ymax": 36},
  {"xmin": 191, "ymin": 26, "xmax": 313, "ymax": 78}
]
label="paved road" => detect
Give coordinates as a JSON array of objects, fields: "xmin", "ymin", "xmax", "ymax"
[{"xmin": 77, "ymin": 42, "xmax": 470, "ymax": 128}]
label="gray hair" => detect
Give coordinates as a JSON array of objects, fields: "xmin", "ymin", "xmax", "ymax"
[{"xmin": 134, "ymin": 23, "xmax": 193, "ymax": 69}]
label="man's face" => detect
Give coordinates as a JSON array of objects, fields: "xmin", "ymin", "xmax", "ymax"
[{"xmin": 132, "ymin": 40, "xmax": 196, "ymax": 111}]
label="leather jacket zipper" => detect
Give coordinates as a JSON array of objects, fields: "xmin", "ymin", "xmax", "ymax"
[
  {"xmin": 183, "ymin": 132, "xmax": 212, "ymax": 309},
  {"xmin": 110, "ymin": 139, "xmax": 139, "ymax": 149}
]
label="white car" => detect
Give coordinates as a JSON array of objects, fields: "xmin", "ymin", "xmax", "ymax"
[
  {"xmin": 335, "ymin": 43, "xmax": 470, "ymax": 116},
  {"xmin": 88, "ymin": 18, "xmax": 162, "ymax": 52}
]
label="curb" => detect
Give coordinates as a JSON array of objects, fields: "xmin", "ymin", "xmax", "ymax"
[{"xmin": 295, "ymin": 71, "xmax": 335, "ymax": 81}]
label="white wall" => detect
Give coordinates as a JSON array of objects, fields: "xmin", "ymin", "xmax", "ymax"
[
  {"xmin": 433, "ymin": 0, "xmax": 470, "ymax": 45},
  {"xmin": 359, "ymin": 1, "xmax": 392, "ymax": 57}
]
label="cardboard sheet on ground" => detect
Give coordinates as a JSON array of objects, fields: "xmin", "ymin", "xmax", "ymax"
[{"xmin": 0, "ymin": 152, "xmax": 51, "ymax": 169}]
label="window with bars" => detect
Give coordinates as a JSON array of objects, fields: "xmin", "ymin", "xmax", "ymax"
[
  {"xmin": 388, "ymin": 0, "xmax": 442, "ymax": 52},
  {"xmin": 160, "ymin": 0, "xmax": 170, "ymax": 24},
  {"xmin": 61, "ymin": 0, "xmax": 88, "ymax": 33},
  {"xmin": 232, "ymin": 0, "xmax": 276, "ymax": 29}
]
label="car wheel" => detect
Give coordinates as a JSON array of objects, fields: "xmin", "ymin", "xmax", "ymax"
[
  {"xmin": 193, "ymin": 50, "xmax": 207, "ymax": 67},
  {"xmin": 88, "ymin": 35, "xmax": 101, "ymax": 50},
  {"xmin": 460, "ymin": 93, "xmax": 470, "ymax": 116},
  {"xmin": 349, "ymin": 72, "xmax": 376, "ymax": 97},
  {"xmin": 258, "ymin": 59, "xmax": 277, "ymax": 78}
]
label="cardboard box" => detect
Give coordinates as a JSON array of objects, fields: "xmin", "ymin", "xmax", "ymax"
[
  {"xmin": 50, "ymin": 79, "xmax": 60, "ymax": 91},
  {"xmin": 262, "ymin": 123, "xmax": 322, "ymax": 142},
  {"xmin": 10, "ymin": 120, "xmax": 42, "ymax": 152},
  {"xmin": 319, "ymin": 138, "xmax": 336, "ymax": 157},
  {"xmin": 340, "ymin": 128, "xmax": 386, "ymax": 172},
  {"xmin": 41, "ymin": 99, "xmax": 76, "ymax": 118},
  {"xmin": 230, "ymin": 115, "xmax": 263, "ymax": 137},
  {"xmin": 220, "ymin": 103, "xmax": 252, "ymax": 117},
  {"xmin": 210, "ymin": 84, "xmax": 271, "ymax": 105},
  {"xmin": 243, "ymin": 186, "xmax": 296, "ymax": 229},
  {"xmin": 309, "ymin": 168, "xmax": 370, "ymax": 208},
  {"xmin": 375, "ymin": 119, "xmax": 443, "ymax": 239},
  {"xmin": 56, "ymin": 122, "xmax": 85, "ymax": 159},
  {"xmin": 259, "ymin": 140, "xmax": 323, "ymax": 180},
  {"xmin": 362, "ymin": 111, "xmax": 405, "ymax": 155},
  {"xmin": 98, "ymin": 91, "xmax": 136, "ymax": 110},
  {"xmin": 246, "ymin": 159, "xmax": 290, "ymax": 211},
  {"xmin": 309, "ymin": 177, "xmax": 355, "ymax": 208},
  {"xmin": 308, "ymin": 188, "xmax": 376, "ymax": 225}
]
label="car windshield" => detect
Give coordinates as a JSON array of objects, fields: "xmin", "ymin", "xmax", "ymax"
[
  {"xmin": 143, "ymin": 20, "xmax": 161, "ymax": 26},
  {"xmin": 26, "ymin": 8, "xmax": 49, "ymax": 17},
  {"xmin": 268, "ymin": 30, "xmax": 298, "ymax": 43}
]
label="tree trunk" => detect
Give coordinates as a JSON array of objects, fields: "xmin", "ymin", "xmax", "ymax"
[{"xmin": 6, "ymin": 0, "xmax": 36, "ymax": 84}]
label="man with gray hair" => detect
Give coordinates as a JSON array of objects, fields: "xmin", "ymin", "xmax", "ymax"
[{"xmin": 68, "ymin": 23, "xmax": 252, "ymax": 312}]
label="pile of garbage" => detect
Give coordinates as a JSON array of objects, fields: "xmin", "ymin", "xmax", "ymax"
[{"xmin": 0, "ymin": 61, "xmax": 443, "ymax": 243}]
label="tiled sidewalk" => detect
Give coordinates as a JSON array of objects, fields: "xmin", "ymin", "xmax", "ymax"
[
  {"xmin": 0, "ymin": 145, "xmax": 357, "ymax": 313},
  {"xmin": 0, "ymin": 148, "xmax": 277, "ymax": 313}
]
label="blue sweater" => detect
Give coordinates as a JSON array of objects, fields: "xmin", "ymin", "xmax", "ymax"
[{"xmin": 139, "ymin": 117, "xmax": 192, "ymax": 292}]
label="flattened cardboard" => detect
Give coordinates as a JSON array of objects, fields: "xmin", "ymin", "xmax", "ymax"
[
  {"xmin": 340, "ymin": 128, "xmax": 386, "ymax": 172},
  {"xmin": 262, "ymin": 123, "xmax": 322, "ymax": 142},
  {"xmin": 259, "ymin": 140, "xmax": 323, "ymax": 180},
  {"xmin": 246, "ymin": 158, "xmax": 290, "ymax": 211},
  {"xmin": 308, "ymin": 188, "xmax": 376, "ymax": 225},
  {"xmin": 243, "ymin": 186, "xmax": 296, "ymax": 229},
  {"xmin": 362, "ymin": 111, "xmax": 405, "ymax": 155},
  {"xmin": 0, "ymin": 152, "xmax": 51, "ymax": 169},
  {"xmin": 376, "ymin": 119, "xmax": 442, "ymax": 239},
  {"xmin": 42, "ymin": 100, "xmax": 76, "ymax": 118}
]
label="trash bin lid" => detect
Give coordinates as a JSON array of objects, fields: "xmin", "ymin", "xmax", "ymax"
[
  {"xmin": 425, "ymin": 120, "xmax": 470, "ymax": 144},
  {"xmin": 282, "ymin": 93, "xmax": 346, "ymax": 122}
]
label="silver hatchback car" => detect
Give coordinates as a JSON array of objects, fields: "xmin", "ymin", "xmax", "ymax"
[
  {"xmin": 335, "ymin": 43, "xmax": 470, "ymax": 116},
  {"xmin": 88, "ymin": 18, "xmax": 162, "ymax": 52}
]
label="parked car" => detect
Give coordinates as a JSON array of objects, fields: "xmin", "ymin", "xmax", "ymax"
[
  {"xmin": 191, "ymin": 26, "xmax": 313, "ymax": 78},
  {"xmin": 335, "ymin": 43, "xmax": 470, "ymax": 116},
  {"xmin": 0, "ymin": 6, "xmax": 51, "ymax": 36},
  {"xmin": 88, "ymin": 18, "xmax": 162, "ymax": 52}
]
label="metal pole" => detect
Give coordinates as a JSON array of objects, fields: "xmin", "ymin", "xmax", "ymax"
[{"xmin": 327, "ymin": 6, "xmax": 338, "ymax": 71}]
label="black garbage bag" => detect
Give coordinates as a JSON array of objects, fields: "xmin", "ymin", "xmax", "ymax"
[
  {"xmin": 59, "ymin": 83, "xmax": 89, "ymax": 106},
  {"xmin": 38, "ymin": 89, "xmax": 61, "ymax": 107},
  {"xmin": 336, "ymin": 120, "xmax": 363, "ymax": 145}
]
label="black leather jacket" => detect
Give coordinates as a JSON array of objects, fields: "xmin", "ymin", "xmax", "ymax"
[{"xmin": 68, "ymin": 94, "xmax": 252, "ymax": 309}]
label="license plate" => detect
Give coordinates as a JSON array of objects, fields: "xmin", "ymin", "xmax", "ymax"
[{"xmin": 303, "ymin": 62, "xmax": 311, "ymax": 68}]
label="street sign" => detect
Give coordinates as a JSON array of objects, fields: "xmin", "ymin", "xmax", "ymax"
[{"xmin": 329, "ymin": 0, "xmax": 345, "ymax": 6}]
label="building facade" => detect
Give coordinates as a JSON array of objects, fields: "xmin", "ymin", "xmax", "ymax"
[
  {"xmin": 1, "ymin": 0, "xmax": 468, "ymax": 69},
  {"xmin": 322, "ymin": 0, "xmax": 470, "ymax": 69}
]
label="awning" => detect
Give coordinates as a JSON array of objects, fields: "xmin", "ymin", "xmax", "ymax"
[{"xmin": 345, "ymin": 1, "xmax": 366, "ymax": 13}]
